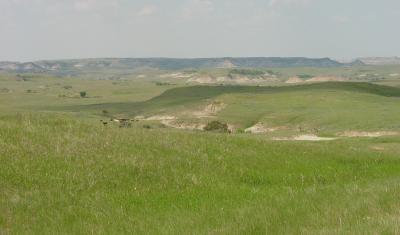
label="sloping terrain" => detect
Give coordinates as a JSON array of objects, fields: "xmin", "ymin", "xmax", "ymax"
[{"xmin": 66, "ymin": 82, "xmax": 400, "ymax": 135}]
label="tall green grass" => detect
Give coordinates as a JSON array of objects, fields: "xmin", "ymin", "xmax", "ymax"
[{"xmin": 1, "ymin": 114, "xmax": 400, "ymax": 234}]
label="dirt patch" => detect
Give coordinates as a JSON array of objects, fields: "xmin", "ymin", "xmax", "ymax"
[
  {"xmin": 245, "ymin": 123, "xmax": 279, "ymax": 134},
  {"xmin": 233, "ymin": 76, "xmax": 251, "ymax": 83},
  {"xmin": 227, "ymin": 124, "xmax": 235, "ymax": 133},
  {"xmin": 339, "ymin": 131, "xmax": 399, "ymax": 137},
  {"xmin": 205, "ymin": 101, "xmax": 225, "ymax": 113},
  {"xmin": 218, "ymin": 60, "xmax": 236, "ymax": 68},
  {"xmin": 187, "ymin": 76, "xmax": 215, "ymax": 84},
  {"xmin": 189, "ymin": 74, "xmax": 278, "ymax": 84},
  {"xmin": 192, "ymin": 101, "xmax": 226, "ymax": 118},
  {"xmin": 231, "ymin": 75, "xmax": 278, "ymax": 84},
  {"xmin": 161, "ymin": 120, "xmax": 205, "ymax": 130},
  {"xmin": 306, "ymin": 76, "xmax": 347, "ymax": 82},
  {"xmin": 134, "ymin": 115, "xmax": 145, "ymax": 120},
  {"xmin": 389, "ymin": 73, "xmax": 399, "ymax": 77},
  {"xmin": 146, "ymin": 115, "xmax": 176, "ymax": 121},
  {"xmin": 145, "ymin": 115, "xmax": 206, "ymax": 130},
  {"xmin": 273, "ymin": 135, "xmax": 337, "ymax": 141},
  {"xmin": 216, "ymin": 77, "xmax": 228, "ymax": 82},
  {"xmin": 285, "ymin": 77, "xmax": 304, "ymax": 84},
  {"xmin": 370, "ymin": 146, "xmax": 385, "ymax": 151},
  {"xmin": 160, "ymin": 73, "xmax": 193, "ymax": 79}
]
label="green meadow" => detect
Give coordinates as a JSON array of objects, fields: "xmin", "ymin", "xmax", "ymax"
[
  {"xmin": 1, "ymin": 114, "xmax": 400, "ymax": 234},
  {"xmin": 1, "ymin": 66, "xmax": 400, "ymax": 234}
]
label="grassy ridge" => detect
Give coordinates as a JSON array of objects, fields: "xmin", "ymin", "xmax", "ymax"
[
  {"xmin": 65, "ymin": 82, "xmax": 400, "ymax": 134},
  {"xmin": 1, "ymin": 114, "xmax": 400, "ymax": 234},
  {"xmin": 72, "ymin": 82, "xmax": 400, "ymax": 114},
  {"xmin": 218, "ymin": 88, "xmax": 400, "ymax": 131}
]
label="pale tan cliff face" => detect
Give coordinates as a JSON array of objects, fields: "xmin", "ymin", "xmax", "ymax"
[{"xmin": 359, "ymin": 57, "xmax": 400, "ymax": 65}]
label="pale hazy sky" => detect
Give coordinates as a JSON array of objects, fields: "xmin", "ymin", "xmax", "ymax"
[{"xmin": 1, "ymin": 0, "xmax": 399, "ymax": 61}]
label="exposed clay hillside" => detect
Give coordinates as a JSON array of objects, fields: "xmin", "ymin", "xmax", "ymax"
[
  {"xmin": 359, "ymin": 57, "xmax": 400, "ymax": 65},
  {"xmin": 0, "ymin": 62, "xmax": 45, "ymax": 73}
]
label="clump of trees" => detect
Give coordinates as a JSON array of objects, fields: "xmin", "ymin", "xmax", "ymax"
[
  {"xmin": 297, "ymin": 74, "xmax": 314, "ymax": 79},
  {"xmin": 155, "ymin": 82, "xmax": 173, "ymax": 86},
  {"xmin": 203, "ymin": 121, "xmax": 229, "ymax": 133},
  {"xmin": 230, "ymin": 69, "xmax": 265, "ymax": 76}
]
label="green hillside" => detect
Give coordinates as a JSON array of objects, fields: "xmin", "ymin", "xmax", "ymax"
[{"xmin": 67, "ymin": 82, "xmax": 400, "ymax": 135}]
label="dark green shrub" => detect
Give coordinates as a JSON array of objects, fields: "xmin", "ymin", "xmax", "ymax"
[
  {"xmin": 0, "ymin": 88, "xmax": 10, "ymax": 93},
  {"xmin": 80, "ymin": 91, "xmax": 87, "ymax": 98},
  {"xmin": 230, "ymin": 69, "xmax": 264, "ymax": 76},
  {"xmin": 297, "ymin": 74, "xmax": 314, "ymax": 79},
  {"xmin": 204, "ymin": 121, "xmax": 229, "ymax": 133},
  {"xmin": 143, "ymin": 124, "xmax": 151, "ymax": 129},
  {"xmin": 119, "ymin": 121, "xmax": 132, "ymax": 128}
]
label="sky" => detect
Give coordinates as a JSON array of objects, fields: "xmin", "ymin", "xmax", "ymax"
[{"xmin": 0, "ymin": 0, "xmax": 399, "ymax": 61}]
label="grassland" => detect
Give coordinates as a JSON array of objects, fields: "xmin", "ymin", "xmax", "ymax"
[
  {"xmin": 1, "ymin": 114, "xmax": 400, "ymax": 234},
  {"xmin": 1, "ymin": 66, "xmax": 400, "ymax": 234},
  {"xmin": 0, "ymin": 73, "xmax": 179, "ymax": 116}
]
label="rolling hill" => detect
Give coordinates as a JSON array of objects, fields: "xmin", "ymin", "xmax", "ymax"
[{"xmin": 65, "ymin": 82, "xmax": 400, "ymax": 136}]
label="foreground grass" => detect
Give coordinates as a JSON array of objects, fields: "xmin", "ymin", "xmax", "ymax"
[{"xmin": 1, "ymin": 114, "xmax": 400, "ymax": 234}]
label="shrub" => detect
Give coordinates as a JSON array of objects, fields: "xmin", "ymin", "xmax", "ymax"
[
  {"xmin": 204, "ymin": 121, "xmax": 229, "ymax": 133},
  {"xmin": 119, "ymin": 121, "xmax": 132, "ymax": 128},
  {"xmin": 0, "ymin": 88, "xmax": 10, "ymax": 93},
  {"xmin": 63, "ymin": 85, "xmax": 72, "ymax": 90},
  {"xmin": 80, "ymin": 91, "xmax": 87, "ymax": 98},
  {"xmin": 230, "ymin": 69, "xmax": 264, "ymax": 76},
  {"xmin": 158, "ymin": 123, "xmax": 167, "ymax": 128},
  {"xmin": 143, "ymin": 124, "xmax": 151, "ymax": 129},
  {"xmin": 297, "ymin": 74, "xmax": 314, "ymax": 79},
  {"xmin": 155, "ymin": 82, "xmax": 171, "ymax": 86}
]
